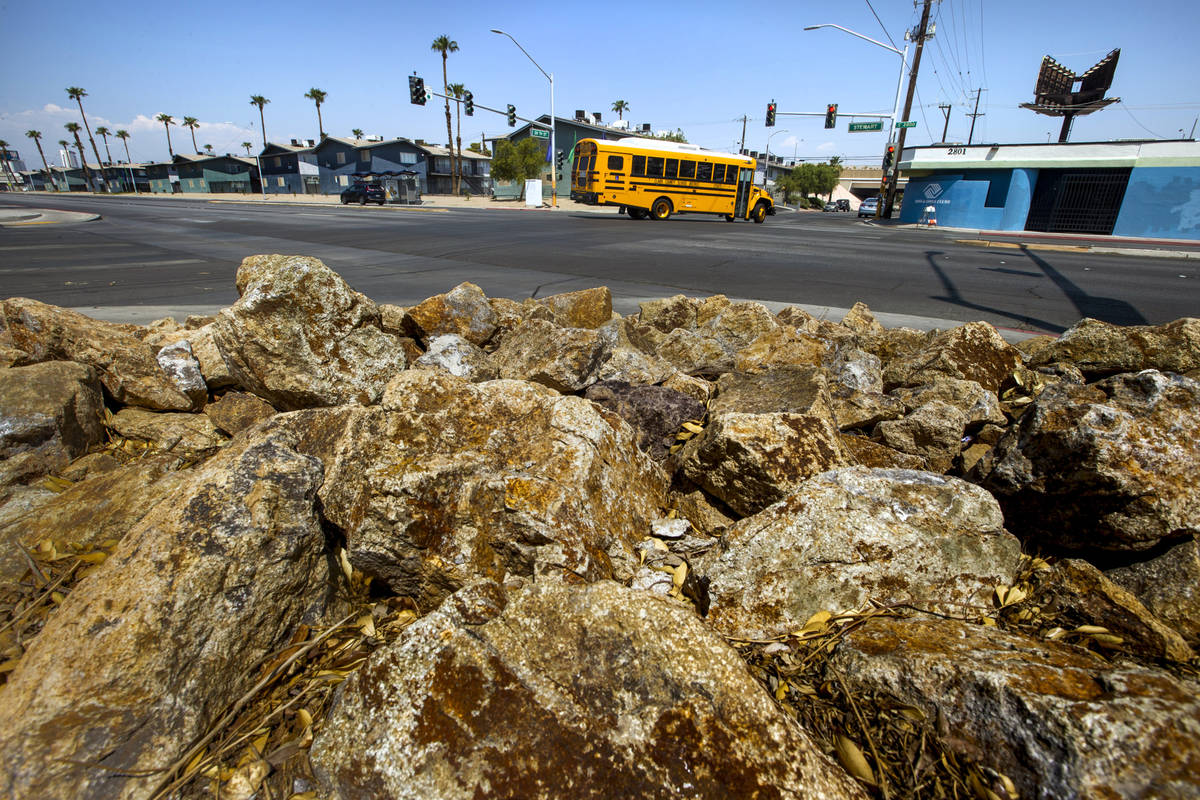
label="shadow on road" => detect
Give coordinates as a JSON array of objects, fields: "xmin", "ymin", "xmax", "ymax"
[{"xmin": 924, "ymin": 245, "xmax": 1149, "ymax": 333}]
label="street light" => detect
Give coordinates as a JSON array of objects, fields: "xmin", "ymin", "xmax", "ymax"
[
  {"xmin": 491, "ymin": 28, "xmax": 556, "ymax": 207},
  {"xmin": 804, "ymin": 24, "xmax": 908, "ymax": 144},
  {"xmin": 763, "ymin": 129, "xmax": 789, "ymax": 187}
]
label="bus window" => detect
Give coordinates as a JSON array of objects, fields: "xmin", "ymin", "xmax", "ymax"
[
  {"xmin": 632, "ymin": 155, "xmax": 646, "ymax": 176},
  {"xmin": 711, "ymin": 164, "xmax": 726, "ymax": 183},
  {"xmin": 680, "ymin": 160, "xmax": 696, "ymax": 179},
  {"xmin": 665, "ymin": 158, "xmax": 678, "ymax": 179},
  {"xmin": 647, "ymin": 157, "xmax": 664, "ymax": 178},
  {"xmin": 607, "ymin": 155, "xmax": 623, "ymax": 171},
  {"xmin": 696, "ymin": 163, "xmax": 713, "ymax": 182},
  {"xmin": 726, "ymin": 166, "xmax": 739, "ymax": 184}
]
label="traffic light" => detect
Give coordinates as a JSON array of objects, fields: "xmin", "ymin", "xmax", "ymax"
[
  {"xmin": 464, "ymin": 90, "xmax": 474, "ymax": 116},
  {"xmin": 825, "ymin": 103, "xmax": 838, "ymax": 129},
  {"xmin": 409, "ymin": 75, "xmax": 426, "ymax": 106},
  {"xmin": 506, "ymin": 104, "xmax": 516, "ymax": 127},
  {"xmin": 882, "ymin": 143, "xmax": 896, "ymax": 170},
  {"xmin": 765, "ymin": 101, "xmax": 776, "ymax": 127},
  {"xmin": 555, "ymin": 149, "xmax": 564, "ymax": 168}
]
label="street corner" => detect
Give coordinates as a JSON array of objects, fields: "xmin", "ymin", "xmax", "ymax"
[{"xmin": 0, "ymin": 207, "xmax": 100, "ymax": 226}]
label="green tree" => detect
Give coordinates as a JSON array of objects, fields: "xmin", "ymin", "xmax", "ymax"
[
  {"xmin": 25, "ymin": 129, "xmax": 57, "ymax": 191},
  {"xmin": 0, "ymin": 140, "xmax": 18, "ymax": 189},
  {"xmin": 612, "ymin": 100, "xmax": 630, "ymax": 120},
  {"xmin": 66, "ymin": 87, "xmax": 110, "ymax": 191},
  {"xmin": 490, "ymin": 138, "xmax": 545, "ymax": 200},
  {"xmin": 156, "ymin": 113, "xmax": 175, "ymax": 157},
  {"xmin": 249, "ymin": 95, "xmax": 270, "ymax": 148},
  {"xmin": 242, "ymin": 141, "xmax": 253, "ymax": 156},
  {"xmin": 351, "ymin": 128, "xmax": 364, "ymax": 139},
  {"xmin": 776, "ymin": 160, "xmax": 842, "ymax": 206},
  {"xmin": 203, "ymin": 144, "xmax": 214, "ymax": 155},
  {"xmin": 448, "ymin": 83, "xmax": 467, "ymax": 193},
  {"xmin": 95, "ymin": 126, "xmax": 114, "ymax": 165},
  {"xmin": 183, "ymin": 117, "xmax": 200, "ymax": 153},
  {"xmin": 115, "ymin": 129, "xmax": 132, "ymax": 164},
  {"xmin": 304, "ymin": 88, "xmax": 327, "ymax": 139},
  {"xmin": 64, "ymin": 122, "xmax": 95, "ymax": 191},
  {"xmin": 431, "ymin": 35, "xmax": 459, "ymax": 194}
]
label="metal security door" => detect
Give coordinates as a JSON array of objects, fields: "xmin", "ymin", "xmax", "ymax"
[
  {"xmin": 734, "ymin": 168, "xmax": 752, "ymax": 218},
  {"xmin": 1025, "ymin": 168, "xmax": 1131, "ymax": 234}
]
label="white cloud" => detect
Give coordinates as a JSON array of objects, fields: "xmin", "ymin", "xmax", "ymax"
[{"xmin": 816, "ymin": 141, "xmax": 836, "ymax": 151}]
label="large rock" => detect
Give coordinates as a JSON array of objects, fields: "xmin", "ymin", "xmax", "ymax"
[
  {"xmin": 268, "ymin": 370, "xmax": 668, "ymax": 610},
  {"xmin": 2, "ymin": 298, "xmax": 196, "ymax": 410},
  {"xmin": 212, "ymin": 254, "xmax": 407, "ymax": 409},
  {"xmin": 490, "ymin": 318, "xmax": 608, "ymax": 392},
  {"xmin": 528, "ymin": 286, "xmax": 613, "ymax": 329},
  {"xmin": 981, "ymin": 370, "xmax": 1200, "ymax": 554},
  {"xmin": 108, "ymin": 408, "xmax": 229, "ymax": 458},
  {"xmin": 0, "ymin": 455, "xmax": 185, "ymax": 584},
  {"xmin": 1029, "ymin": 316, "xmax": 1200, "ymax": 378},
  {"xmin": 709, "ymin": 366, "xmax": 833, "ymax": 418},
  {"xmin": 828, "ymin": 615, "xmax": 1200, "ymax": 800},
  {"xmin": 679, "ymin": 411, "xmax": 847, "ymax": 517},
  {"xmin": 583, "ymin": 380, "xmax": 706, "ymax": 461},
  {"xmin": 403, "ymin": 281, "xmax": 498, "ymax": 346},
  {"xmin": 872, "ymin": 400, "xmax": 969, "ymax": 473},
  {"xmin": 702, "ymin": 468, "xmax": 1021, "ymax": 640},
  {"xmin": 630, "ymin": 297, "xmax": 782, "ymax": 377},
  {"xmin": 1106, "ymin": 538, "xmax": 1200, "ymax": 650},
  {"xmin": 203, "ymin": 391, "xmax": 277, "ymax": 436},
  {"xmin": 412, "ymin": 333, "xmax": 499, "ymax": 382},
  {"xmin": 890, "ymin": 376, "xmax": 1006, "ymax": 428},
  {"xmin": 0, "ymin": 430, "xmax": 330, "ymax": 800},
  {"xmin": 732, "ymin": 326, "xmax": 827, "ymax": 372},
  {"xmin": 883, "ymin": 321, "xmax": 1022, "ymax": 391},
  {"xmin": 0, "ymin": 361, "xmax": 105, "ymax": 464},
  {"xmin": 310, "ymin": 580, "xmax": 867, "ymax": 800},
  {"xmin": 154, "ymin": 339, "xmax": 207, "ymax": 408}
]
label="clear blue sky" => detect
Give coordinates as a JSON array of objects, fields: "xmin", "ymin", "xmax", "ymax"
[{"xmin": 2, "ymin": 0, "xmax": 1198, "ymax": 167}]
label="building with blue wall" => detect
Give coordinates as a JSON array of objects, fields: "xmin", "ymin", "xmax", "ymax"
[
  {"xmin": 897, "ymin": 140, "xmax": 1200, "ymax": 239},
  {"xmin": 260, "ymin": 141, "xmax": 318, "ymax": 194}
]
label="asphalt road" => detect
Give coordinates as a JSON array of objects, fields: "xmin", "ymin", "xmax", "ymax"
[{"xmin": 1, "ymin": 193, "xmax": 1196, "ymax": 335}]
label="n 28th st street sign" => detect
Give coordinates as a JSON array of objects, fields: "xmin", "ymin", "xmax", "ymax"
[
  {"xmin": 848, "ymin": 121, "xmax": 883, "ymax": 132},
  {"xmin": 530, "ymin": 128, "xmax": 549, "ymax": 139}
]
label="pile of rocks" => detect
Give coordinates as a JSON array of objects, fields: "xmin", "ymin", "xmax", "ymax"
[{"xmin": 1, "ymin": 254, "xmax": 1197, "ymax": 799}]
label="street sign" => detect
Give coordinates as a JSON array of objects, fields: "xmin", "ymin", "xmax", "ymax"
[
  {"xmin": 848, "ymin": 121, "xmax": 883, "ymax": 132},
  {"xmin": 530, "ymin": 128, "xmax": 549, "ymax": 139},
  {"xmin": 896, "ymin": 120, "xmax": 917, "ymax": 129}
]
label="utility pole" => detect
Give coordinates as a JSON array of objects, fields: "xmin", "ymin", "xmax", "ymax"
[
  {"xmin": 967, "ymin": 88, "xmax": 986, "ymax": 144},
  {"xmin": 883, "ymin": 0, "xmax": 934, "ymax": 218},
  {"xmin": 938, "ymin": 103, "xmax": 952, "ymax": 142},
  {"xmin": 738, "ymin": 115, "xmax": 748, "ymax": 154}
]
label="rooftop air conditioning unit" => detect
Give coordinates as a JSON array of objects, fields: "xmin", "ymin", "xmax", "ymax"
[
  {"xmin": 575, "ymin": 110, "xmax": 586, "ymax": 121},
  {"xmin": 592, "ymin": 112, "xmax": 602, "ymax": 123},
  {"xmin": 305, "ymin": 139, "xmax": 316, "ymax": 147},
  {"xmin": 641, "ymin": 123, "xmax": 651, "ymax": 133},
  {"xmin": 290, "ymin": 139, "xmax": 300, "ymax": 146}
]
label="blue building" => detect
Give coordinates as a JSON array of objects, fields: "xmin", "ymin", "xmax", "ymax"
[
  {"xmin": 898, "ymin": 140, "xmax": 1200, "ymax": 239},
  {"xmin": 259, "ymin": 141, "xmax": 319, "ymax": 195}
]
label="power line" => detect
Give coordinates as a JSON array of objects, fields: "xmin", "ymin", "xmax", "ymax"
[{"xmin": 863, "ymin": 0, "xmax": 898, "ymax": 49}]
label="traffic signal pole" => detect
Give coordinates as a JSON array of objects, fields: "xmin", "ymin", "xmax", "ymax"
[{"xmin": 884, "ymin": 0, "xmax": 933, "ymax": 219}]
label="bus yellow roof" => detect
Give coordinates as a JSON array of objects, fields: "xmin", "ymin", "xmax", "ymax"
[{"xmin": 588, "ymin": 137, "xmax": 754, "ymax": 165}]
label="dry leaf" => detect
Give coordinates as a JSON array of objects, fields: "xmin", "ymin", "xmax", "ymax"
[
  {"xmin": 835, "ymin": 734, "xmax": 875, "ymax": 785},
  {"xmin": 1072, "ymin": 624, "xmax": 1110, "ymax": 635},
  {"xmin": 356, "ymin": 614, "xmax": 376, "ymax": 638},
  {"xmin": 337, "ymin": 548, "xmax": 354, "ymax": 582},
  {"xmin": 681, "ymin": 421, "xmax": 704, "ymax": 434}
]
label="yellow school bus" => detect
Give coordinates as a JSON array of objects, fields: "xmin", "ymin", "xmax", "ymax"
[{"xmin": 570, "ymin": 137, "xmax": 775, "ymax": 223}]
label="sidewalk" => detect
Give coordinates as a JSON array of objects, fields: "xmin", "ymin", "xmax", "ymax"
[{"xmin": 878, "ymin": 218, "xmax": 1200, "ymax": 259}]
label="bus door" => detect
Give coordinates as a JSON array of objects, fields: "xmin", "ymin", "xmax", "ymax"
[{"xmin": 734, "ymin": 168, "xmax": 752, "ymax": 218}]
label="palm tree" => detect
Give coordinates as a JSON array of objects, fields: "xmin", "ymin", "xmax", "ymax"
[
  {"xmin": 66, "ymin": 87, "xmax": 110, "ymax": 191},
  {"xmin": 612, "ymin": 100, "xmax": 630, "ymax": 120},
  {"xmin": 57, "ymin": 139, "xmax": 72, "ymax": 189},
  {"xmin": 431, "ymin": 35, "xmax": 459, "ymax": 194},
  {"xmin": 155, "ymin": 113, "xmax": 176, "ymax": 157},
  {"xmin": 203, "ymin": 144, "xmax": 214, "ymax": 155},
  {"xmin": 352, "ymin": 128, "xmax": 364, "ymax": 139},
  {"xmin": 448, "ymin": 83, "xmax": 467, "ymax": 194},
  {"xmin": 95, "ymin": 126, "xmax": 114, "ymax": 165},
  {"xmin": 25, "ymin": 130, "xmax": 57, "ymax": 191},
  {"xmin": 0, "ymin": 140, "xmax": 18, "ymax": 190},
  {"xmin": 304, "ymin": 88, "xmax": 327, "ymax": 139},
  {"xmin": 183, "ymin": 117, "xmax": 200, "ymax": 154},
  {"xmin": 64, "ymin": 122, "xmax": 95, "ymax": 191},
  {"xmin": 249, "ymin": 95, "xmax": 270, "ymax": 148},
  {"xmin": 115, "ymin": 129, "xmax": 132, "ymax": 164},
  {"xmin": 241, "ymin": 141, "xmax": 253, "ymax": 156}
]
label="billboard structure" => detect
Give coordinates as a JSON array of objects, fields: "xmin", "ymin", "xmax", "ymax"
[{"xmin": 1020, "ymin": 49, "xmax": 1120, "ymax": 142}]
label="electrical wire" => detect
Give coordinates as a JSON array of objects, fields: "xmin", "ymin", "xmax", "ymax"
[
  {"xmin": 863, "ymin": 0, "xmax": 899, "ymax": 49},
  {"xmin": 1119, "ymin": 105, "xmax": 1166, "ymax": 139}
]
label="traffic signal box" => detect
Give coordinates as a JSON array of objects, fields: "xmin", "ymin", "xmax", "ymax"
[
  {"xmin": 464, "ymin": 91, "xmax": 474, "ymax": 116},
  {"xmin": 825, "ymin": 104, "xmax": 838, "ymax": 129},
  {"xmin": 883, "ymin": 143, "xmax": 896, "ymax": 170},
  {"xmin": 506, "ymin": 105, "xmax": 516, "ymax": 127},
  {"xmin": 555, "ymin": 150, "xmax": 564, "ymax": 168},
  {"xmin": 409, "ymin": 75, "xmax": 426, "ymax": 106},
  {"xmin": 765, "ymin": 101, "xmax": 777, "ymax": 127}
]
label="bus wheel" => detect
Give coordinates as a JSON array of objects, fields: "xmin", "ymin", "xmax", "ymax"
[
  {"xmin": 650, "ymin": 198, "xmax": 672, "ymax": 220},
  {"xmin": 725, "ymin": 214, "xmax": 735, "ymax": 222},
  {"xmin": 752, "ymin": 202, "xmax": 767, "ymax": 223}
]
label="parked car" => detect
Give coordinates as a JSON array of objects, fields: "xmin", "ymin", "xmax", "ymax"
[
  {"xmin": 858, "ymin": 196, "xmax": 880, "ymax": 218},
  {"xmin": 835, "ymin": 199, "xmax": 851, "ymax": 211},
  {"xmin": 822, "ymin": 201, "xmax": 838, "ymax": 212},
  {"xmin": 340, "ymin": 183, "xmax": 386, "ymax": 205}
]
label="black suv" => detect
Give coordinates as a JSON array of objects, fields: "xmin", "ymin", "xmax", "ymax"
[
  {"xmin": 835, "ymin": 199, "xmax": 851, "ymax": 211},
  {"xmin": 340, "ymin": 183, "xmax": 386, "ymax": 205}
]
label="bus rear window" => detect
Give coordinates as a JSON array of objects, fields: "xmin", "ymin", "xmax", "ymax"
[
  {"xmin": 632, "ymin": 155, "xmax": 646, "ymax": 176},
  {"xmin": 607, "ymin": 155, "xmax": 623, "ymax": 171},
  {"xmin": 680, "ymin": 160, "xmax": 696, "ymax": 179}
]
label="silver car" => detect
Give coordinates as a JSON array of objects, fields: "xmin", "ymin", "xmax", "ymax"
[{"xmin": 858, "ymin": 197, "xmax": 879, "ymax": 218}]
